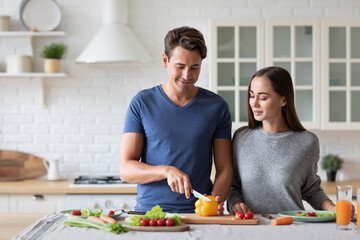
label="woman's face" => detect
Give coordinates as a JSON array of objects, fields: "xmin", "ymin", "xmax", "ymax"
[{"xmin": 249, "ymin": 76, "xmax": 286, "ymax": 124}]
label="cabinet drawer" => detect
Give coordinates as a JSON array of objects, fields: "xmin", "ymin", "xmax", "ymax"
[{"xmin": 9, "ymin": 194, "xmax": 65, "ymax": 213}]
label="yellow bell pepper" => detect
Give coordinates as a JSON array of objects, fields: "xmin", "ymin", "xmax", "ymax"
[{"xmin": 194, "ymin": 195, "xmax": 218, "ymax": 216}]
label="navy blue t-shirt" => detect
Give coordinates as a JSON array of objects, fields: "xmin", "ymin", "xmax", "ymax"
[{"xmin": 123, "ymin": 85, "xmax": 231, "ymax": 213}]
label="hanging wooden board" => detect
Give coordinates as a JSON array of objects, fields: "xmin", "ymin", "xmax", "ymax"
[
  {"xmin": 0, "ymin": 150, "xmax": 46, "ymax": 181},
  {"xmin": 181, "ymin": 214, "xmax": 259, "ymax": 225}
]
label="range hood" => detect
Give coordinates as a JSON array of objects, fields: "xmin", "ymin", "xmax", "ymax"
[{"xmin": 76, "ymin": 0, "xmax": 152, "ymax": 64}]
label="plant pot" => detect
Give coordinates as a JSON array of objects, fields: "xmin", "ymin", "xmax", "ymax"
[
  {"xmin": 44, "ymin": 58, "xmax": 61, "ymax": 73},
  {"xmin": 326, "ymin": 171, "xmax": 337, "ymax": 182}
]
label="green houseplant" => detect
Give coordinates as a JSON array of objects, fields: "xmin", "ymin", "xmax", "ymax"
[
  {"xmin": 41, "ymin": 43, "xmax": 67, "ymax": 73},
  {"xmin": 321, "ymin": 154, "xmax": 343, "ymax": 182}
]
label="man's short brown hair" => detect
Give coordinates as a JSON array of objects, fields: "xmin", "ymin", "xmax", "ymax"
[{"xmin": 164, "ymin": 26, "xmax": 207, "ymax": 61}]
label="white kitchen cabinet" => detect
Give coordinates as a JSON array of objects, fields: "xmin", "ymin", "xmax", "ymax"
[
  {"xmin": 210, "ymin": 19, "xmax": 265, "ymax": 130},
  {"xmin": 266, "ymin": 19, "xmax": 321, "ymax": 130},
  {"xmin": 0, "ymin": 195, "xmax": 9, "ymax": 211},
  {"xmin": 321, "ymin": 20, "xmax": 360, "ymax": 130},
  {"xmin": 7, "ymin": 194, "xmax": 65, "ymax": 213}
]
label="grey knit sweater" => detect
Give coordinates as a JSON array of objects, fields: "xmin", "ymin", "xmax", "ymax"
[{"xmin": 227, "ymin": 127, "xmax": 331, "ymax": 214}]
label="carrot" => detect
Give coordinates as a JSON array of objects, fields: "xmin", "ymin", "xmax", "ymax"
[
  {"xmin": 87, "ymin": 216, "xmax": 106, "ymax": 224},
  {"xmin": 271, "ymin": 217, "xmax": 293, "ymax": 226},
  {"xmin": 100, "ymin": 215, "xmax": 117, "ymax": 224}
]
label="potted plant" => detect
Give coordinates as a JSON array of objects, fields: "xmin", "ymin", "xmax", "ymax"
[
  {"xmin": 321, "ymin": 154, "xmax": 343, "ymax": 182},
  {"xmin": 41, "ymin": 42, "xmax": 67, "ymax": 73}
]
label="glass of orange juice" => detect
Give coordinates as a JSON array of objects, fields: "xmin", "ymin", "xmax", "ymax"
[
  {"xmin": 357, "ymin": 188, "xmax": 359, "ymax": 229},
  {"xmin": 336, "ymin": 185, "xmax": 352, "ymax": 230}
]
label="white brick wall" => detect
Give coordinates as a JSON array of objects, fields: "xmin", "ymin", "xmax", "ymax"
[{"xmin": 0, "ymin": 0, "xmax": 359, "ymax": 180}]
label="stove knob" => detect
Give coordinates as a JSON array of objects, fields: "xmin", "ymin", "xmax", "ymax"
[
  {"xmin": 92, "ymin": 202, "xmax": 100, "ymax": 209},
  {"xmin": 105, "ymin": 200, "xmax": 116, "ymax": 209}
]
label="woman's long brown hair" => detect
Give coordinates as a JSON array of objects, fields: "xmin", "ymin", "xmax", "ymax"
[{"xmin": 247, "ymin": 66, "xmax": 305, "ymax": 132}]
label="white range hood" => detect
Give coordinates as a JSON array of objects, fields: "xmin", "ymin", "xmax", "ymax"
[{"xmin": 76, "ymin": 0, "xmax": 152, "ymax": 64}]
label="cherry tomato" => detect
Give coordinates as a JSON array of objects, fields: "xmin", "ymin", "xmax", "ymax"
[
  {"xmin": 235, "ymin": 212, "xmax": 245, "ymax": 220},
  {"xmin": 71, "ymin": 210, "xmax": 77, "ymax": 215},
  {"xmin": 296, "ymin": 211, "xmax": 302, "ymax": 216},
  {"xmin": 156, "ymin": 219, "xmax": 164, "ymax": 226},
  {"xmin": 165, "ymin": 218, "xmax": 174, "ymax": 226},
  {"xmin": 311, "ymin": 212, "xmax": 316, "ymax": 217},
  {"xmin": 140, "ymin": 219, "xmax": 148, "ymax": 226},
  {"xmin": 162, "ymin": 218, "xmax": 167, "ymax": 225},
  {"xmin": 305, "ymin": 213, "xmax": 312, "ymax": 217},
  {"xmin": 244, "ymin": 211, "xmax": 254, "ymax": 219},
  {"xmin": 108, "ymin": 210, "xmax": 115, "ymax": 215},
  {"xmin": 77, "ymin": 210, "xmax": 81, "ymax": 215},
  {"xmin": 149, "ymin": 219, "xmax": 157, "ymax": 226}
]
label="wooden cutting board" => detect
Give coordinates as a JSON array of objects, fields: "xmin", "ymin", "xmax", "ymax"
[
  {"xmin": 123, "ymin": 223, "xmax": 190, "ymax": 232},
  {"xmin": 0, "ymin": 150, "xmax": 47, "ymax": 181},
  {"xmin": 181, "ymin": 214, "xmax": 259, "ymax": 225}
]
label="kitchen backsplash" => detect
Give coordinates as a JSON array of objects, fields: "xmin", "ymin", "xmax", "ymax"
[{"xmin": 0, "ymin": 0, "xmax": 359, "ymax": 181}]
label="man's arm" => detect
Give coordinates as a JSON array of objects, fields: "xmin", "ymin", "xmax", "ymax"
[
  {"xmin": 119, "ymin": 132, "xmax": 192, "ymax": 197},
  {"xmin": 211, "ymin": 138, "xmax": 233, "ymax": 214}
]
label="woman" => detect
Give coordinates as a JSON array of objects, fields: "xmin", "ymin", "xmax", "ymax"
[{"xmin": 227, "ymin": 66, "xmax": 336, "ymax": 214}]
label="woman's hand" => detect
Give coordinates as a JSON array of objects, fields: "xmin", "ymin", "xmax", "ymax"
[{"xmin": 230, "ymin": 201, "xmax": 251, "ymax": 215}]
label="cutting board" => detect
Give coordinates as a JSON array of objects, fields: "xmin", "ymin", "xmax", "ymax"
[
  {"xmin": 181, "ymin": 214, "xmax": 259, "ymax": 225},
  {"xmin": 123, "ymin": 223, "xmax": 190, "ymax": 232},
  {"xmin": 0, "ymin": 150, "xmax": 47, "ymax": 181}
]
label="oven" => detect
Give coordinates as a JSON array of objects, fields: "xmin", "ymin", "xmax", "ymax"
[{"xmin": 66, "ymin": 176, "xmax": 137, "ymax": 211}]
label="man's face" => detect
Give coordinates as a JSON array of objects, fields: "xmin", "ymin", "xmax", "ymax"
[{"xmin": 163, "ymin": 46, "xmax": 202, "ymax": 93}]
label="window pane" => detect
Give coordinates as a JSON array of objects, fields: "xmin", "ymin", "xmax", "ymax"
[
  {"xmin": 329, "ymin": 63, "xmax": 346, "ymax": 86},
  {"xmin": 218, "ymin": 91, "xmax": 235, "ymax": 122},
  {"xmin": 329, "ymin": 91, "xmax": 346, "ymax": 122},
  {"xmin": 274, "ymin": 62, "xmax": 291, "ymax": 75},
  {"xmin": 239, "ymin": 27, "xmax": 256, "ymax": 58},
  {"xmin": 295, "ymin": 90, "xmax": 313, "ymax": 122},
  {"xmin": 351, "ymin": 91, "xmax": 360, "ymax": 121},
  {"xmin": 239, "ymin": 62, "xmax": 256, "ymax": 86},
  {"xmin": 329, "ymin": 27, "xmax": 346, "ymax": 59},
  {"xmin": 274, "ymin": 26, "xmax": 291, "ymax": 58},
  {"xmin": 295, "ymin": 62, "xmax": 312, "ymax": 86},
  {"xmin": 351, "ymin": 27, "xmax": 360, "ymax": 58},
  {"xmin": 217, "ymin": 63, "xmax": 234, "ymax": 86},
  {"xmin": 239, "ymin": 90, "xmax": 248, "ymax": 122},
  {"xmin": 217, "ymin": 27, "xmax": 235, "ymax": 58},
  {"xmin": 351, "ymin": 63, "xmax": 360, "ymax": 86},
  {"xmin": 295, "ymin": 26, "xmax": 312, "ymax": 58}
]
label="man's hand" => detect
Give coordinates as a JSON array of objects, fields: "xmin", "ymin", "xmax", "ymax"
[
  {"xmin": 166, "ymin": 166, "xmax": 192, "ymax": 199},
  {"xmin": 231, "ymin": 201, "xmax": 251, "ymax": 215}
]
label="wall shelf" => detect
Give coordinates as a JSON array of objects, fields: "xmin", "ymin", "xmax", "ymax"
[
  {"xmin": 0, "ymin": 31, "xmax": 66, "ymax": 37},
  {"xmin": 0, "ymin": 73, "xmax": 67, "ymax": 108}
]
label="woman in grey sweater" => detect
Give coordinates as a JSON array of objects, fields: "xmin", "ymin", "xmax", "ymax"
[{"xmin": 227, "ymin": 66, "xmax": 336, "ymax": 214}]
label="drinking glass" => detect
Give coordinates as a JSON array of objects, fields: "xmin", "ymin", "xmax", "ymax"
[
  {"xmin": 357, "ymin": 188, "xmax": 360, "ymax": 229},
  {"xmin": 336, "ymin": 185, "xmax": 352, "ymax": 230}
]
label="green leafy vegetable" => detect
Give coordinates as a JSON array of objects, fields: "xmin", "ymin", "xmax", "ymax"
[
  {"xmin": 63, "ymin": 214, "xmax": 128, "ymax": 234},
  {"xmin": 125, "ymin": 205, "xmax": 184, "ymax": 226},
  {"xmin": 81, "ymin": 208, "xmax": 103, "ymax": 216}
]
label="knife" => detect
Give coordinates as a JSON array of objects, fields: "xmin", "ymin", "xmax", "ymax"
[{"xmin": 191, "ymin": 188, "xmax": 211, "ymax": 202}]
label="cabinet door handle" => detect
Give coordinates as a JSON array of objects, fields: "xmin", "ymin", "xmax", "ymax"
[{"xmin": 32, "ymin": 194, "xmax": 44, "ymax": 200}]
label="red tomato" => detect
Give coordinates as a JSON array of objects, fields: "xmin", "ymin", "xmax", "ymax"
[
  {"xmin": 235, "ymin": 212, "xmax": 245, "ymax": 220},
  {"xmin": 156, "ymin": 219, "xmax": 164, "ymax": 226},
  {"xmin": 140, "ymin": 219, "xmax": 148, "ymax": 226},
  {"xmin": 311, "ymin": 212, "xmax": 316, "ymax": 217},
  {"xmin": 296, "ymin": 211, "xmax": 302, "ymax": 216},
  {"xmin": 165, "ymin": 218, "xmax": 174, "ymax": 226},
  {"xmin": 71, "ymin": 210, "xmax": 77, "ymax": 215},
  {"xmin": 149, "ymin": 219, "xmax": 157, "ymax": 226},
  {"xmin": 305, "ymin": 213, "xmax": 312, "ymax": 217},
  {"xmin": 77, "ymin": 210, "xmax": 81, "ymax": 215},
  {"xmin": 244, "ymin": 211, "xmax": 254, "ymax": 219},
  {"xmin": 108, "ymin": 210, "xmax": 115, "ymax": 215}
]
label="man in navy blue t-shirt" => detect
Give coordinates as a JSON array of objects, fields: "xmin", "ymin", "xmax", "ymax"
[{"xmin": 119, "ymin": 26, "xmax": 233, "ymax": 214}]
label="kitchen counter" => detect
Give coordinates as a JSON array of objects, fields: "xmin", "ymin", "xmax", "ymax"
[
  {"xmin": 0, "ymin": 179, "xmax": 137, "ymax": 194},
  {"xmin": 4, "ymin": 212, "xmax": 359, "ymax": 240},
  {"xmin": 1, "ymin": 179, "xmax": 359, "ymax": 195}
]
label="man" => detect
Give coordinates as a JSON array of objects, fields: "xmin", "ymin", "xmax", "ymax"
[{"xmin": 119, "ymin": 26, "xmax": 232, "ymax": 214}]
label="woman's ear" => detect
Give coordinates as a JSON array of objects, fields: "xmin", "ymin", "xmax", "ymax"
[{"xmin": 281, "ymin": 97, "xmax": 287, "ymax": 107}]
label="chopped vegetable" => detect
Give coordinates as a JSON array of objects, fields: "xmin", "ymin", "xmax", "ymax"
[
  {"xmin": 271, "ymin": 216, "xmax": 294, "ymax": 226},
  {"xmin": 87, "ymin": 216, "xmax": 106, "ymax": 224},
  {"xmin": 295, "ymin": 211, "xmax": 336, "ymax": 217},
  {"xmin": 81, "ymin": 208, "xmax": 103, "ymax": 217},
  {"xmin": 125, "ymin": 205, "xmax": 183, "ymax": 226},
  {"xmin": 100, "ymin": 215, "xmax": 117, "ymax": 224},
  {"xmin": 195, "ymin": 195, "xmax": 218, "ymax": 216},
  {"xmin": 63, "ymin": 214, "xmax": 128, "ymax": 234}
]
